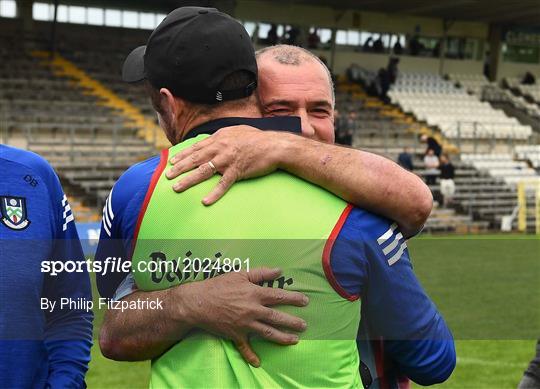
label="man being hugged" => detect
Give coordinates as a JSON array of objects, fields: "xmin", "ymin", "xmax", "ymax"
[{"xmin": 97, "ymin": 6, "xmax": 454, "ymax": 388}]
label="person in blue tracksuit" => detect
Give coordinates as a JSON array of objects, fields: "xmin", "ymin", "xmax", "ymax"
[{"xmin": 0, "ymin": 145, "xmax": 93, "ymax": 388}]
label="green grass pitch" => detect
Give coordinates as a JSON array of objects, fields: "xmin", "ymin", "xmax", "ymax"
[{"xmin": 86, "ymin": 235, "xmax": 539, "ymax": 388}]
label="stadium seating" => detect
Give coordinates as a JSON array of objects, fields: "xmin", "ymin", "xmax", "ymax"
[
  {"xmin": 505, "ymin": 77, "xmax": 540, "ymax": 104},
  {"xmin": 388, "ymin": 73, "xmax": 533, "ymax": 141},
  {"xmin": 336, "ymin": 93, "xmax": 421, "ymax": 154},
  {"xmin": 445, "ymin": 73, "xmax": 540, "ymax": 129},
  {"xmin": 515, "ymin": 145, "xmax": 540, "ymax": 168},
  {"xmin": 424, "ymin": 205, "xmax": 489, "ymax": 233},
  {"xmin": 0, "ymin": 33, "xmax": 155, "ymax": 215},
  {"xmin": 482, "ymin": 85, "xmax": 540, "ymax": 121},
  {"xmin": 412, "ymin": 157, "xmax": 518, "ymax": 227},
  {"xmin": 461, "ymin": 153, "xmax": 540, "ymax": 186},
  {"xmin": 336, "ymin": 85, "xmax": 501, "ymax": 231},
  {"xmin": 340, "ymin": 77, "xmax": 537, "ymax": 231},
  {"xmin": 448, "ymin": 73, "xmax": 493, "ymax": 96}
]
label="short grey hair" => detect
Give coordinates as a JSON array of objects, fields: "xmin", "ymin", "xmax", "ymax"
[{"xmin": 256, "ymin": 45, "xmax": 335, "ymax": 106}]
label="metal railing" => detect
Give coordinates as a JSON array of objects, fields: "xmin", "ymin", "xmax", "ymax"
[
  {"xmin": 450, "ymin": 121, "xmax": 528, "ymax": 154},
  {"xmin": 2, "ymin": 119, "xmax": 157, "ymax": 209},
  {"xmin": 6, "ymin": 121, "xmax": 156, "ymax": 161},
  {"xmin": 349, "ymin": 123, "xmax": 421, "ymax": 155}
]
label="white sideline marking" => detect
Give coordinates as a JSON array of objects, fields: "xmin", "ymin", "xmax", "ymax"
[{"xmin": 457, "ymin": 357, "xmax": 525, "ymax": 369}]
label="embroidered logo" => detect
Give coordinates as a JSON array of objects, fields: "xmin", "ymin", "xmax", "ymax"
[{"xmin": 1, "ymin": 196, "xmax": 30, "ymax": 230}]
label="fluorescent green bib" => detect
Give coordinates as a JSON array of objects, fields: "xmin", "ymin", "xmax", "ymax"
[{"xmin": 132, "ymin": 135, "xmax": 361, "ymax": 388}]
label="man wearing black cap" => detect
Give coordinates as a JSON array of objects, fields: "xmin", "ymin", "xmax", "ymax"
[
  {"xmin": 122, "ymin": 6, "xmax": 261, "ymax": 142},
  {"xmin": 97, "ymin": 5, "xmax": 310, "ymax": 368}
]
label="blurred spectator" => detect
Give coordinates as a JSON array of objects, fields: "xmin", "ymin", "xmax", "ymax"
[
  {"xmin": 336, "ymin": 128, "xmax": 353, "ymax": 146},
  {"xmin": 363, "ymin": 37, "xmax": 373, "ymax": 52},
  {"xmin": 420, "ymin": 134, "xmax": 442, "ymax": 157},
  {"xmin": 393, "ymin": 39, "xmax": 403, "ymax": 55},
  {"xmin": 424, "ymin": 149, "xmax": 440, "ymax": 185},
  {"xmin": 285, "ymin": 26, "xmax": 300, "ymax": 46},
  {"xmin": 522, "ymin": 72, "xmax": 536, "ymax": 85},
  {"xmin": 387, "ymin": 57, "xmax": 399, "ymax": 85},
  {"xmin": 307, "ymin": 28, "xmax": 320, "ymax": 49},
  {"xmin": 518, "ymin": 340, "xmax": 540, "ymax": 389},
  {"xmin": 439, "ymin": 154, "xmax": 455, "ymax": 207},
  {"xmin": 376, "ymin": 68, "xmax": 391, "ymax": 103},
  {"xmin": 457, "ymin": 38, "xmax": 466, "ymax": 59},
  {"xmin": 335, "ymin": 109, "xmax": 352, "ymax": 146},
  {"xmin": 266, "ymin": 24, "xmax": 279, "ymax": 46},
  {"xmin": 346, "ymin": 63, "xmax": 362, "ymax": 84},
  {"xmin": 334, "ymin": 109, "xmax": 347, "ymax": 133},
  {"xmin": 433, "ymin": 40, "xmax": 441, "ymax": 57},
  {"xmin": 483, "ymin": 51, "xmax": 490, "ymax": 78},
  {"xmin": 409, "ymin": 35, "xmax": 422, "ymax": 56},
  {"xmin": 397, "ymin": 147, "xmax": 414, "ymax": 171},
  {"xmin": 373, "ymin": 35, "xmax": 384, "ymax": 53},
  {"xmin": 346, "ymin": 111, "xmax": 358, "ymax": 130}
]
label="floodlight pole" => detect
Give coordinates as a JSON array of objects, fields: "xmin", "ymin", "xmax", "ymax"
[
  {"xmin": 439, "ymin": 19, "xmax": 453, "ymax": 76},
  {"xmin": 330, "ymin": 9, "xmax": 346, "ymax": 74},
  {"xmin": 49, "ymin": 0, "xmax": 59, "ymax": 58},
  {"xmin": 329, "ymin": 28, "xmax": 337, "ymax": 72}
]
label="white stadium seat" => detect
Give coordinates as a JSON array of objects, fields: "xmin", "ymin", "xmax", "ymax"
[{"xmin": 388, "ymin": 72, "xmax": 533, "ymax": 141}]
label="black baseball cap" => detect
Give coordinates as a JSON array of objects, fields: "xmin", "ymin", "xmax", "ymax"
[{"xmin": 122, "ymin": 6, "xmax": 257, "ymax": 104}]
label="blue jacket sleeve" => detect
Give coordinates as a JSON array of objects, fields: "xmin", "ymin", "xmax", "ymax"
[
  {"xmin": 331, "ymin": 209, "xmax": 455, "ymax": 385},
  {"xmin": 95, "ymin": 155, "xmax": 160, "ymax": 299},
  {"xmin": 42, "ymin": 174, "xmax": 93, "ymax": 389},
  {"xmin": 359, "ymin": 215, "xmax": 456, "ymax": 385},
  {"xmin": 94, "ymin": 184, "xmax": 130, "ymax": 299}
]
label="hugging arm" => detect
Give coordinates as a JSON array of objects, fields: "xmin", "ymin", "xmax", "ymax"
[{"xmin": 167, "ymin": 127, "xmax": 432, "ymax": 237}]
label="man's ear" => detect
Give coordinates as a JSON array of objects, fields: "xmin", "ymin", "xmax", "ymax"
[
  {"xmin": 160, "ymin": 88, "xmax": 189, "ymax": 123},
  {"xmin": 159, "ymin": 88, "xmax": 177, "ymax": 117}
]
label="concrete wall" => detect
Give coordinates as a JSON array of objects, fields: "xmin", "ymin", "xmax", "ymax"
[
  {"xmin": 497, "ymin": 61, "xmax": 540, "ymax": 80},
  {"xmin": 326, "ymin": 50, "xmax": 484, "ymax": 75},
  {"xmin": 256, "ymin": 45, "xmax": 483, "ymax": 76},
  {"xmin": 236, "ymin": 0, "xmax": 488, "ymax": 39}
]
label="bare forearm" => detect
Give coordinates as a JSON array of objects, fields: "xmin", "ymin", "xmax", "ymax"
[
  {"xmin": 275, "ymin": 133, "xmax": 432, "ymax": 236},
  {"xmin": 99, "ymin": 269, "xmax": 308, "ymax": 366},
  {"xmin": 99, "ymin": 287, "xmax": 193, "ymax": 361}
]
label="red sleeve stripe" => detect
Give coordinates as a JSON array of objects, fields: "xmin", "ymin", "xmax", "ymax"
[
  {"xmin": 322, "ymin": 204, "xmax": 359, "ymax": 301},
  {"xmin": 374, "ymin": 337, "xmax": 390, "ymax": 389},
  {"xmin": 130, "ymin": 148, "xmax": 169, "ymax": 256},
  {"xmin": 398, "ymin": 375, "xmax": 411, "ymax": 389}
]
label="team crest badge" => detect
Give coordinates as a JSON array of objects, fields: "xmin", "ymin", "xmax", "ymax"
[{"xmin": 1, "ymin": 196, "xmax": 30, "ymax": 230}]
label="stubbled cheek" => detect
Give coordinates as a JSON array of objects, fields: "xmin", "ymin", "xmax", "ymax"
[{"xmin": 312, "ymin": 122, "xmax": 334, "ymax": 143}]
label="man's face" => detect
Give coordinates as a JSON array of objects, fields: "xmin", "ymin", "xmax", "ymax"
[{"xmin": 257, "ymin": 57, "xmax": 335, "ymax": 143}]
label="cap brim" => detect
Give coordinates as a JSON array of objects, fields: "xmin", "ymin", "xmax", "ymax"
[{"xmin": 122, "ymin": 45, "xmax": 146, "ymax": 83}]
